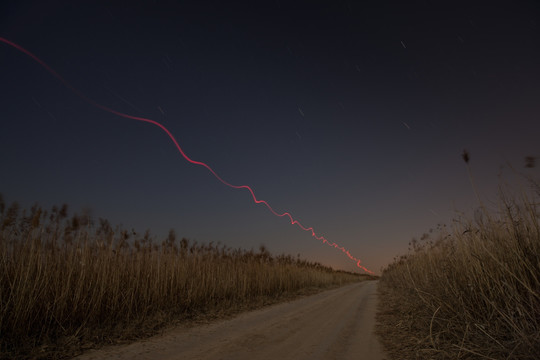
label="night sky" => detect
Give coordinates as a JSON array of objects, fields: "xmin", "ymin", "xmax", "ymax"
[{"xmin": 1, "ymin": 1, "xmax": 539, "ymax": 273}]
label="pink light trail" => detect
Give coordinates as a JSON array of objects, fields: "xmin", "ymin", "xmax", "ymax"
[{"xmin": 0, "ymin": 37, "xmax": 373, "ymax": 274}]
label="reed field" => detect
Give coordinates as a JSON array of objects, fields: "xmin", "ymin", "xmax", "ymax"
[
  {"xmin": 377, "ymin": 183, "xmax": 540, "ymax": 359},
  {"xmin": 0, "ymin": 195, "xmax": 370, "ymax": 359}
]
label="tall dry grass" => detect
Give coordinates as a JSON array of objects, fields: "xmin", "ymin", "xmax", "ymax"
[
  {"xmin": 0, "ymin": 196, "xmax": 369, "ymax": 359},
  {"xmin": 377, "ymin": 185, "xmax": 540, "ymax": 359}
]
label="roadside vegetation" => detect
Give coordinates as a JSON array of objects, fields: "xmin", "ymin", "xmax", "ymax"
[
  {"xmin": 377, "ymin": 173, "xmax": 540, "ymax": 359},
  {"xmin": 0, "ymin": 195, "xmax": 372, "ymax": 359}
]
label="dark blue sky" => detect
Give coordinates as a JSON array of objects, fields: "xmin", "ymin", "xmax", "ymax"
[{"xmin": 1, "ymin": 1, "xmax": 539, "ymax": 273}]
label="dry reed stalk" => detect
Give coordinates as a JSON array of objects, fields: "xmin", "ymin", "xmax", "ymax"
[
  {"xmin": 377, "ymin": 187, "xmax": 540, "ymax": 359},
  {"xmin": 0, "ymin": 197, "xmax": 373, "ymax": 359}
]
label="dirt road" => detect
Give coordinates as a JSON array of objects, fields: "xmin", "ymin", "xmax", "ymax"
[{"xmin": 77, "ymin": 280, "xmax": 385, "ymax": 360}]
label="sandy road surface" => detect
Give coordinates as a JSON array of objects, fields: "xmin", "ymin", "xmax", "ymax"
[{"xmin": 77, "ymin": 281, "xmax": 385, "ymax": 360}]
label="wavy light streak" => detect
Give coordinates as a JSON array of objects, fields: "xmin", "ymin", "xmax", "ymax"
[{"xmin": 0, "ymin": 37, "xmax": 372, "ymax": 274}]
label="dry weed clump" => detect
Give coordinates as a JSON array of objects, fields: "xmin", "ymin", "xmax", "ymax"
[
  {"xmin": 377, "ymin": 189, "xmax": 540, "ymax": 359},
  {"xmin": 0, "ymin": 195, "xmax": 367, "ymax": 359}
]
